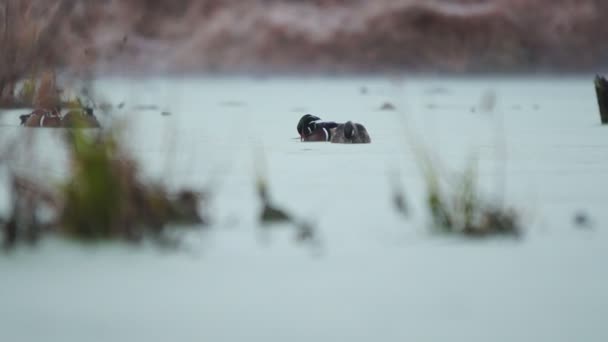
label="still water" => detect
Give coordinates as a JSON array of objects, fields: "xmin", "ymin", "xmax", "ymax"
[{"xmin": 0, "ymin": 76, "xmax": 606, "ymax": 342}]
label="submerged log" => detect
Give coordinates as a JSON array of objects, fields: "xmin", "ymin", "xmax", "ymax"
[{"xmin": 594, "ymin": 75, "xmax": 608, "ymax": 124}]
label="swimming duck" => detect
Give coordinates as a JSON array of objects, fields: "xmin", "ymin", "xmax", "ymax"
[
  {"xmin": 61, "ymin": 107, "xmax": 100, "ymax": 128},
  {"xmin": 330, "ymin": 121, "xmax": 371, "ymax": 144},
  {"xmin": 296, "ymin": 114, "xmax": 370, "ymax": 143},
  {"xmin": 21, "ymin": 107, "xmax": 62, "ymax": 127}
]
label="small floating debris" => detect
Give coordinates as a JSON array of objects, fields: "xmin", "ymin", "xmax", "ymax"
[
  {"xmin": 295, "ymin": 221, "xmax": 316, "ymax": 243},
  {"xmin": 426, "ymin": 103, "xmax": 471, "ymax": 111},
  {"xmin": 478, "ymin": 90, "xmax": 496, "ymax": 113},
  {"xmin": 425, "ymin": 87, "xmax": 450, "ymax": 95},
  {"xmin": 389, "ymin": 171, "xmax": 409, "ymax": 218},
  {"xmin": 594, "ymin": 75, "xmax": 608, "ymax": 124},
  {"xmin": 291, "ymin": 107, "xmax": 308, "ymax": 113},
  {"xmin": 161, "ymin": 111, "xmax": 172, "ymax": 116},
  {"xmin": 133, "ymin": 104, "xmax": 159, "ymax": 111},
  {"xmin": 393, "ymin": 188, "xmax": 408, "ymax": 217},
  {"xmin": 360, "ymin": 86, "xmax": 368, "ymax": 95},
  {"xmin": 573, "ymin": 211, "xmax": 593, "ymax": 229},
  {"xmin": 117, "ymin": 102, "xmax": 125, "ymax": 109},
  {"xmin": 379, "ymin": 102, "xmax": 396, "ymax": 111},
  {"xmin": 219, "ymin": 100, "xmax": 246, "ymax": 107}
]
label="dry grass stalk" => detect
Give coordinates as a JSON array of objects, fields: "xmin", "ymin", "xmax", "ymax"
[
  {"xmin": 34, "ymin": 69, "xmax": 60, "ymax": 108},
  {"xmin": 0, "ymin": 0, "xmax": 73, "ymax": 107}
]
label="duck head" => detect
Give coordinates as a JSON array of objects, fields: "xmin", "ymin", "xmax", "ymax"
[
  {"xmin": 297, "ymin": 114, "xmax": 321, "ymax": 140},
  {"xmin": 344, "ymin": 121, "xmax": 355, "ymax": 140},
  {"xmin": 19, "ymin": 114, "xmax": 30, "ymax": 126}
]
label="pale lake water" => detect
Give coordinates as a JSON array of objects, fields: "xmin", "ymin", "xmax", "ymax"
[{"xmin": 0, "ymin": 76, "xmax": 607, "ymax": 342}]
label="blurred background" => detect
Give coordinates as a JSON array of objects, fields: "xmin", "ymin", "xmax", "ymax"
[
  {"xmin": 1, "ymin": 1, "xmax": 608, "ymax": 342},
  {"xmin": 3, "ymin": 0, "xmax": 608, "ymax": 77}
]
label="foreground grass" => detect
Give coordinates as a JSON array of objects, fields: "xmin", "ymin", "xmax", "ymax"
[{"xmin": 2, "ymin": 124, "xmax": 207, "ymax": 249}]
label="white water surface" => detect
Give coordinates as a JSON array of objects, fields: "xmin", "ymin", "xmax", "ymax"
[{"xmin": 0, "ymin": 76, "xmax": 607, "ymax": 342}]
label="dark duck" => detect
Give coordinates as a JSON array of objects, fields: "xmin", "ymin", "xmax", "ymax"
[
  {"xmin": 61, "ymin": 107, "xmax": 101, "ymax": 128},
  {"xmin": 296, "ymin": 114, "xmax": 371, "ymax": 144}
]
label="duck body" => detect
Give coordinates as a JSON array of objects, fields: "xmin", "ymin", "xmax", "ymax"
[
  {"xmin": 19, "ymin": 107, "xmax": 100, "ymax": 128},
  {"xmin": 302, "ymin": 121, "xmax": 340, "ymax": 142},
  {"xmin": 297, "ymin": 114, "xmax": 370, "ymax": 144},
  {"xmin": 330, "ymin": 121, "xmax": 371, "ymax": 144},
  {"xmin": 22, "ymin": 108, "xmax": 62, "ymax": 127}
]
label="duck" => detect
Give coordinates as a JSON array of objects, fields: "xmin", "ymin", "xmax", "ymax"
[
  {"xmin": 19, "ymin": 106, "xmax": 101, "ymax": 128},
  {"xmin": 20, "ymin": 107, "xmax": 62, "ymax": 127},
  {"xmin": 330, "ymin": 121, "xmax": 371, "ymax": 144},
  {"xmin": 296, "ymin": 114, "xmax": 339, "ymax": 142},
  {"xmin": 296, "ymin": 114, "xmax": 370, "ymax": 143},
  {"xmin": 61, "ymin": 107, "xmax": 100, "ymax": 128}
]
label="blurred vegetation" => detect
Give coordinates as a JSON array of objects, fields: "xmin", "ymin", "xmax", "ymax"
[
  {"xmin": 1, "ymin": 0, "xmax": 545, "ymax": 250},
  {"xmin": 255, "ymin": 152, "xmax": 319, "ymax": 247},
  {"xmin": 63, "ymin": 95, "xmax": 85, "ymax": 110},
  {"xmin": 0, "ymin": 0, "xmax": 71, "ymax": 108},
  {"xmin": 2, "ymin": 124, "xmax": 207, "ymax": 249},
  {"xmin": 0, "ymin": 0, "xmax": 210, "ymax": 250},
  {"xmin": 415, "ymin": 149, "xmax": 520, "ymax": 238},
  {"xmin": 17, "ymin": 77, "xmax": 36, "ymax": 106},
  {"xmin": 257, "ymin": 176, "xmax": 291, "ymax": 224},
  {"xmin": 61, "ymin": 127, "xmax": 205, "ymax": 242},
  {"xmin": 3, "ymin": 70, "xmax": 62, "ymax": 109}
]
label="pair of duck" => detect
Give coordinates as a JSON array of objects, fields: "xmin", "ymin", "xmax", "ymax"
[
  {"xmin": 297, "ymin": 114, "xmax": 371, "ymax": 143},
  {"xmin": 20, "ymin": 107, "xmax": 100, "ymax": 128}
]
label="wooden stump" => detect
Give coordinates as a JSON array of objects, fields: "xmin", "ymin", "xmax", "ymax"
[{"xmin": 594, "ymin": 75, "xmax": 608, "ymax": 124}]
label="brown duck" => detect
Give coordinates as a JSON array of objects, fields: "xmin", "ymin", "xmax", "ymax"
[
  {"xmin": 20, "ymin": 107, "xmax": 101, "ymax": 128},
  {"xmin": 20, "ymin": 108, "xmax": 62, "ymax": 127}
]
